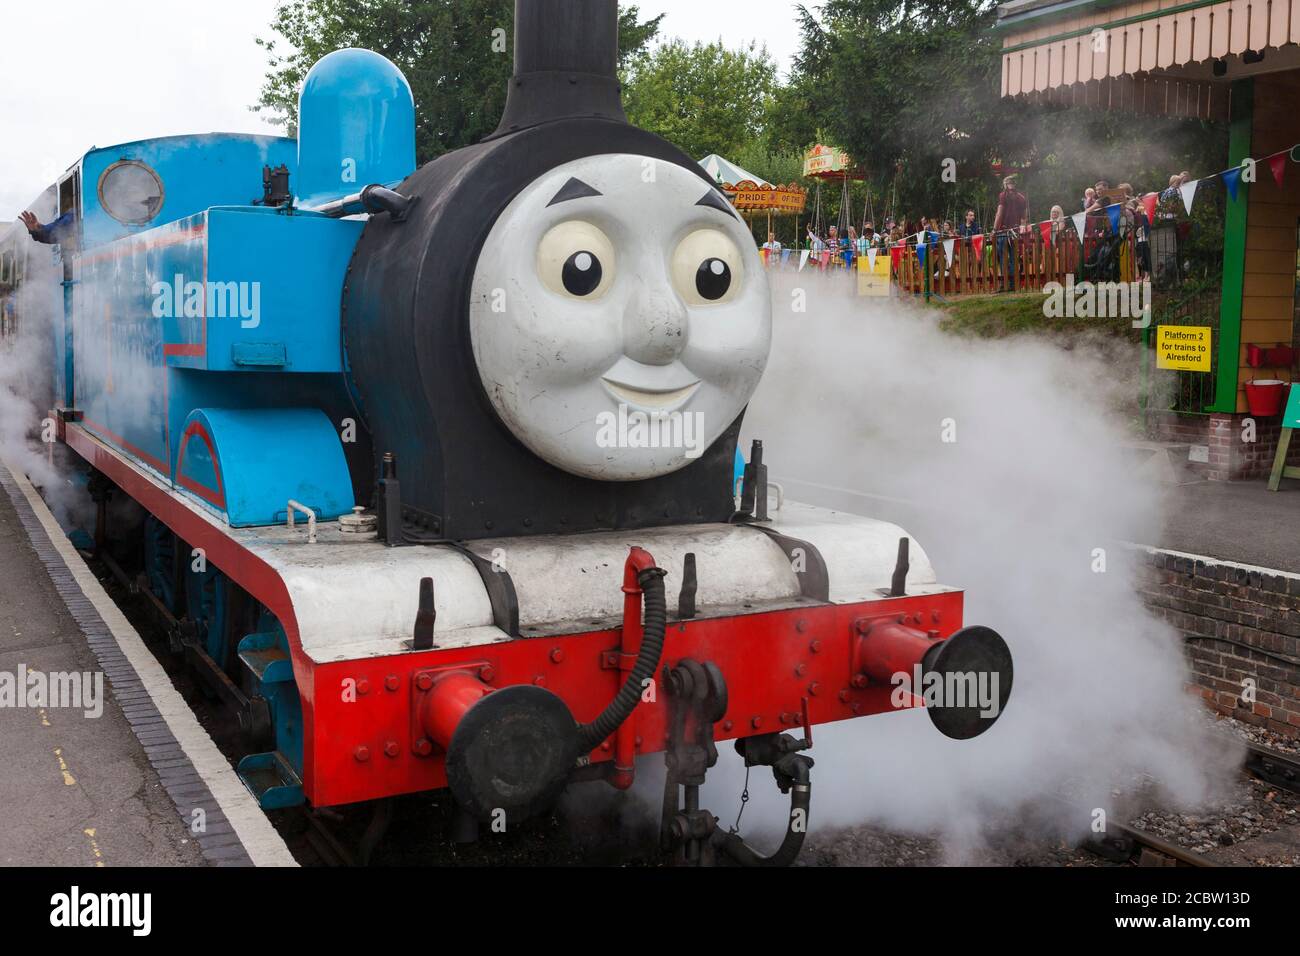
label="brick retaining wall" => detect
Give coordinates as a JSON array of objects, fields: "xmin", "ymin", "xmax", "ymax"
[{"xmin": 1137, "ymin": 547, "xmax": 1300, "ymax": 737}]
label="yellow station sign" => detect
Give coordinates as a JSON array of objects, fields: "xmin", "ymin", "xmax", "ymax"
[{"xmin": 1155, "ymin": 326, "xmax": 1213, "ymax": 372}]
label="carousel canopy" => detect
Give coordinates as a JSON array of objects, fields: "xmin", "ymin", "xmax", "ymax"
[
  {"xmin": 697, "ymin": 154, "xmax": 806, "ymax": 216},
  {"xmin": 698, "ymin": 154, "xmax": 771, "ymax": 189}
]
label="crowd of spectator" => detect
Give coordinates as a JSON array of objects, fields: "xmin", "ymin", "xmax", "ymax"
[{"xmin": 767, "ymin": 170, "xmax": 1192, "ymax": 289}]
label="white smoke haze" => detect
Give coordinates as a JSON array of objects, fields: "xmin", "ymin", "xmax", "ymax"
[
  {"xmin": 682, "ymin": 273, "xmax": 1243, "ymax": 862},
  {"xmin": 0, "ymin": 236, "xmax": 82, "ymax": 522}
]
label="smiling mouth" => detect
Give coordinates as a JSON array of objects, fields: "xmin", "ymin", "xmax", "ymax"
[{"xmin": 602, "ymin": 380, "xmax": 700, "ymax": 410}]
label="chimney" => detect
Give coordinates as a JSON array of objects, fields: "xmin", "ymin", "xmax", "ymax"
[{"xmin": 491, "ymin": 0, "xmax": 627, "ymax": 137}]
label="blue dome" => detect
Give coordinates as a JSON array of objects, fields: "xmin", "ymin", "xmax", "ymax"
[{"xmin": 296, "ymin": 48, "xmax": 416, "ymax": 208}]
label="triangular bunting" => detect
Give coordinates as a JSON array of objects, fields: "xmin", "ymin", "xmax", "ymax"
[
  {"xmin": 916, "ymin": 242, "xmax": 928, "ymax": 267},
  {"xmin": 1223, "ymin": 167, "xmax": 1242, "ymax": 201},
  {"xmin": 1071, "ymin": 211, "xmax": 1087, "ymax": 242},
  {"xmin": 1180, "ymin": 179, "xmax": 1198, "ymax": 215},
  {"xmin": 1142, "ymin": 191, "xmax": 1157, "ymax": 224},
  {"xmin": 1039, "ymin": 221, "xmax": 1052, "ymax": 246},
  {"xmin": 867, "ymin": 248, "xmax": 878, "ymax": 270},
  {"xmin": 1269, "ymin": 153, "xmax": 1288, "ymax": 189},
  {"xmin": 781, "ymin": 249, "xmax": 791, "ymax": 264},
  {"xmin": 1106, "ymin": 204, "xmax": 1121, "ymax": 234},
  {"xmin": 971, "ymin": 234, "xmax": 984, "ymax": 258},
  {"xmin": 798, "ymin": 249, "xmax": 810, "ymax": 271},
  {"xmin": 890, "ymin": 245, "xmax": 903, "ymax": 269},
  {"xmin": 942, "ymin": 238, "xmax": 955, "ymax": 262}
]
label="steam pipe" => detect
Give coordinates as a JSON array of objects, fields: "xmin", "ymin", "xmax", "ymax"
[
  {"xmin": 313, "ymin": 184, "xmax": 414, "ymax": 220},
  {"xmin": 360, "ymin": 184, "xmax": 413, "ymax": 221},
  {"xmin": 577, "ymin": 546, "xmax": 667, "ymax": 788}
]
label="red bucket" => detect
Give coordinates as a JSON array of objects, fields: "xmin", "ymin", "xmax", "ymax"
[{"xmin": 1244, "ymin": 379, "xmax": 1287, "ymax": 416}]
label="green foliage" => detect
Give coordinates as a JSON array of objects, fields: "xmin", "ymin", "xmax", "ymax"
[
  {"xmin": 768, "ymin": 0, "xmax": 1227, "ymax": 227},
  {"xmin": 621, "ymin": 39, "xmax": 780, "ymax": 160},
  {"xmin": 728, "ymin": 142, "xmax": 806, "ymax": 187},
  {"xmin": 933, "ymin": 291, "xmax": 1142, "ymax": 342},
  {"xmin": 254, "ymin": 0, "xmax": 663, "ymax": 164}
]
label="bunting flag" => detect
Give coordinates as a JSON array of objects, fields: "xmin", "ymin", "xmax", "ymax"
[
  {"xmin": 781, "ymin": 249, "xmax": 791, "ymax": 264},
  {"xmin": 760, "ymin": 248, "xmax": 769, "ymax": 266},
  {"xmin": 1223, "ymin": 166, "xmax": 1242, "ymax": 201},
  {"xmin": 867, "ymin": 248, "xmax": 878, "ymax": 270},
  {"xmin": 1106, "ymin": 204, "xmax": 1122, "ymax": 234},
  {"xmin": 777, "ymin": 147, "xmax": 1294, "ymax": 264},
  {"xmin": 1270, "ymin": 153, "xmax": 1288, "ymax": 189}
]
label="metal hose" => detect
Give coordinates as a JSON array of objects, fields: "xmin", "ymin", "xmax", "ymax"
[
  {"xmin": 576, "ymin": 567, "xmax": 667, "ymax": 750},
  {"xmin": 712, "ymin": 760, "xmax": 812, "ymax": 867}
]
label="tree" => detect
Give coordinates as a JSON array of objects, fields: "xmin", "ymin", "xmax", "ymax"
[
  {"xmin": 254, "ymin": 0, "xmax": 663, "ymax": 164},
  {"xmin": 621, "ymin": 39, "xmax": 779, "ymax": 161},
  {"xmin": 774, "ymin": 0, "xmax": 1226, "ymax": 225}
]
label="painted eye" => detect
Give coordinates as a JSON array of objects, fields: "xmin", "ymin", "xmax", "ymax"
[
  {"xmin": 562, "ymin": 251, "xmax": 603, "ymax": 296},
  {"xmin": 672, "ymin": 229, "xmax": 743, "ymax": 305},
  {"xmin": 696, "ymin": 258, "xmax": 731, "ymax": 300},
  {"xmin": 538, "ymin": 221, "xmax": 614, "ymax": 300}
]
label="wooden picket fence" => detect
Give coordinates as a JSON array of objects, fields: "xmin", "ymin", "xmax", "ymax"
[
  {"xmin": 892, "ymin": 231, "xmax": 1139, "ymax": 296},
  {"xmin": 766, "ymin": 230, "xmax": 1140, "ymax": 296}
]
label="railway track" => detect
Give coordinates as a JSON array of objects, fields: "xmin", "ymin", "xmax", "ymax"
[
  {"xmin": 1081, "ymin": 740, "xmax": 1300, "ymax": 868},
  {"xmin": 1243, "ymin": 742, "xmax": 1300, "ymax": 794},
  {"xmin": 1085, "ymin": 821, "xmax": 1217, "ymax": 867}
]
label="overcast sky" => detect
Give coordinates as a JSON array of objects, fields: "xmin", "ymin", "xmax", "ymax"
[{"xmin": 0, "ymin": 0, "xmax": 818, "ymax": 221}]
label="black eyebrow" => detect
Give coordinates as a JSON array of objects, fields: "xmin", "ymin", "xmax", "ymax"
[
  {"xmin": 547, "ymin": 177, "xmax": 602, "ymax": 206},
  {"xmin": 696, "ymin": 189, "xmax": 740, "ymax": 220}
]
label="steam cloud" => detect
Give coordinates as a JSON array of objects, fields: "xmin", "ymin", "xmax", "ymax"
[
  {"xmin": 691, "ymin": 274, "xmax": 1242, "ymax": 862},
  {"xmin": 0, "ymin": 238, "xmax": 75, "ymax": 517}
]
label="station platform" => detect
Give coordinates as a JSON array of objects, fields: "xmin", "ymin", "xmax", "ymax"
[
  {"xmin": 0, "ymin": 461, "xmax": 294, "ymax": 867},
  {"xmin": 1158, "ymin": 477, "xmax": 1300, "ymax": 575}
]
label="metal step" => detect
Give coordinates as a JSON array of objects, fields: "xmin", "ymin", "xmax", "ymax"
[{"xmin": 237, "ymin": 751, "xmax": 305, "ymax": 809}]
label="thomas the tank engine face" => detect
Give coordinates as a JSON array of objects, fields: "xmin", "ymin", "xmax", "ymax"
[{"xmin": 469, "ymin": 154, "xmax": 772, "ymax": 482}]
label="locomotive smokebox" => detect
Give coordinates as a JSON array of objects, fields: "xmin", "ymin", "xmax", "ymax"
[
  {"xmin": 342, "ymin": 0, "xmax": 764, "ymax": 542},
  {"xmin": 854, "ymin": 621, "xmax": 1013, "ymax": 739}
]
